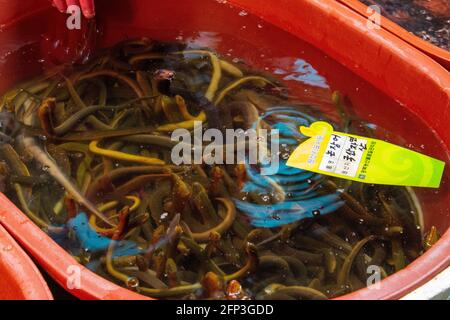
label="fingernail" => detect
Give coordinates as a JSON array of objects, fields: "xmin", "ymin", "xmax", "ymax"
[
  {"xmin": 84, "ymin": 10, "xmax": 95, "ymax": 18},
  {"xmin": 53, "ymin": 1, "xmax": 67, "ymax": 12}
]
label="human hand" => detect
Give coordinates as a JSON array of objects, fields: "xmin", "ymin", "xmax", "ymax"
[{"xmin": 52, "ymin": 0, "xmax": 95, "ymax": 18}]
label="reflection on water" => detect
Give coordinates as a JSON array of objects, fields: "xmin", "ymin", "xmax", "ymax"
[{"xmin": 273, "ymin": 58, "xmax": 329, "ymax": 89}]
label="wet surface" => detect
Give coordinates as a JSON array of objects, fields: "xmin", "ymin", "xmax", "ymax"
[{"xmin": 361, "ymin": 0, "xmax": 449, "ymax": 50}]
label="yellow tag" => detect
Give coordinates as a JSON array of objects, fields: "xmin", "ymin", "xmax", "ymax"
[{"xmin": 286, "ymin": 121, "xmax": 445, "ymax": 188}]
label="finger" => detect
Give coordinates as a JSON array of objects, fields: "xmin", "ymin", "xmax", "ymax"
[
  {"xmin": 52, "ymin": 0, "xmax": 67, "ymax": 12},
  {"xmin": 80, "ymin": 0, "xmax": 96, "ymax": 18},
  {"xmin": 66, "ymin": 0, "xmax": 79, "ymax": 11},
  {"xmin": 66, "ymin": 0, "xmax": 79, "ymax": 5}
]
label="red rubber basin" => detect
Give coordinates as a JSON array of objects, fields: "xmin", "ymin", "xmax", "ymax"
[
  {"xmin": 0, "ymin": 0, "xmax": 448, "ymax": 300},
  {"xmin": 0, "ymin": 224, "xmax": 53, "ymax": 300}
]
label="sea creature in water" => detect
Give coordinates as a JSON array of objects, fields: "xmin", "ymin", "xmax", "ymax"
[
  {"xmin": 66, "ymin": 212, "xmax": 141, "ymax": 256},
  {"xmin": 0, "ymin": 111, "xmax": 20, "ymax": 143}
]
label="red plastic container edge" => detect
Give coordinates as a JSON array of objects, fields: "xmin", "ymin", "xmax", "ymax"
[
  {"xmin": 336, "ymin": 0, "xmax": 450, "ymax": 70},
  {"xmin": 0, "ymin": 224, "xmax": 53, "ymax": 300}
]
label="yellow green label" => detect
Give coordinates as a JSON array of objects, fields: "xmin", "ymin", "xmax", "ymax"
[{"xmin": 286, "ymin": 121, "xmax": 445, "ymax": 188}]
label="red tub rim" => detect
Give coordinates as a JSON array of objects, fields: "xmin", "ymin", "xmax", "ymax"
[
  {"xmin": 0, "ymin": 193, "xmax": 147, "ymax": 300},
  {"xmin": 0, "ymin": 223, "xmax": 53, "ymax": 300}
]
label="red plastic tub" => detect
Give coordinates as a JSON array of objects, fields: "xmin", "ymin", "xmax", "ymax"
[
  {"xmin": 0, "ymin": 224, "xmax": 53, "ymax": 300},
  {"xmin": 0, "ymin": 0, "xmax": 449, "ymax": 300}
]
